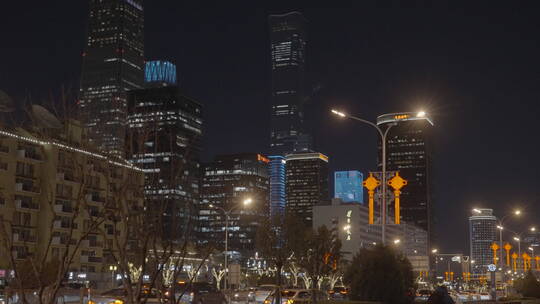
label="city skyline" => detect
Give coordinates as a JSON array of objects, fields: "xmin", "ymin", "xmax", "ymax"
[{"xmin": 1, "ymin": 2, "xmax": 540, "ymax": 254}]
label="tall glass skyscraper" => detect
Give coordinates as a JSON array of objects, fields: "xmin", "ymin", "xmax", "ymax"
[
  {"xmin": 126, "ymin": 81, "xmax": 203, "ymax": 241},
  {"xmin": 469, "ymin": 208, "xmax": 497, "ymax": 273},
  {"xmin": 334, "ymin": 171, "xmax": 364, "ymax": 203},
  {"xmin": 79, "ymin": 0, "xmax": 145, "ymax": 156},
  {"xmin": 268, "ymin": 155, "xmax": 286, "ymax": 218},
  {"xmin": 268, "ymin": 12, "xmax": 309, "ymax": 154},
  {"xmin": 198, "ymin": 154, "xmax": 269, "ymax": 258},
  {"xmin": 285, "ymin": 153, "xmax": 329, "ymax": 225},
  {"xmin": 377, "ymin": 113, "xmax": 434, "ymax": 243}
]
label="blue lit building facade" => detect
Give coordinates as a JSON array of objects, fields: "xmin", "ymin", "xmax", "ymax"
[
  {"xmin": 268, "ymin": 156, "xmax": 286, "ymax": 218},
  {"xmin": 334, "ymin": 171, "xmax": 364, "ymax": 203},
  {"xmin": 145, "ymin": 60, "xmax": 177, "ymax": 87}
]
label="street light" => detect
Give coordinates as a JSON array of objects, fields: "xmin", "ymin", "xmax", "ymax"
[
  {"xmin": 497, "ymin": 209, "xmax": 522, "ymax": 267},
  {"xmin": 393, "ymin": 239, "xmax": 401, "ymax": 245},
  {"xmin": 109, "ymin": 265, "xmax": 117, "ymax": 288},
  {"xmin": 432, "ymin": 249, "xmax": 438, "ymax": 254},
  {"xmin": 210, "ymin": 197, "xmax": 253, "ymax": 289},
  {"xmin": 331, "ymin": 109, "xmax": 430, "ymax": 245}
]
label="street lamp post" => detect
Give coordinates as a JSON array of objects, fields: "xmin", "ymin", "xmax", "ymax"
[
  {"xmin": 494, "ymin": 209, "xmax": 521, "ymax": 267},
  {"xmin": 109, "ymin": 265, "xmax": 117, "ymax": 288},
  {"xmin": 331, "ymin": 109, "xmax": 430, "ymax": 245},
  {"xmin": 210, "ymin": 197, "xmax": 253, "ymax": 290},
  {"xmin": 331, "ymin": 109, "xmax": 393, "ymax": 245}
]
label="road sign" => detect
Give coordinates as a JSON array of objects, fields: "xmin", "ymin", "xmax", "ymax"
[{"xmin": 487, "ymin": 264, "xmax": 497, "ymax": 272}]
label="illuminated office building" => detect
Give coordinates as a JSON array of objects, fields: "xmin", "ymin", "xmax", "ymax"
[
  {"xmin": 199, "ymin": 154, "xmax": 270, "ymax": 257},
  {"xmin": 377, "ymin": 113, "xmax": 434, "ymax": 242},
  {"xmin": 79, "ymin": 0, "xmax": 145, "ymax": 156},
  {"xmin": 268, "ymin": 155, "xmax": 286, "ymax": 218},
  {"xmin": 334, "ymin": 170, "xmax": 364, "ymax": 203},
  {"xmin": 127, "ymin": 84, "xmax": 202, "ymax": 240},
  {"xmin": 268, "ymin": 12, "xmax": 310, "ymax": 154},
  {"xmin": 145, "ymin": 60, "xmax": 177, "ymax": 87},
  {"xmin": 285, "ymin": 152, "xmax": 329, "ymax": 225},
  {"xmin": 468, "ymin": 208, "xmax": 497, "ymax": 273}
]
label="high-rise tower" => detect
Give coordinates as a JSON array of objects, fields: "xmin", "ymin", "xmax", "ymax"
[
  {"xmin": 268, "ymin": 12, "xmax": 309, "ymax": 154},
  {"xmin": 469, "ymin": 208, "xmax": 497, "ymax": 273},
  {"xmin": 79, "ymin": 0, "xmax": 145, "ymax": 156},
  {"xmin": 377, "ymin": 113, "xmax": 434, "ymax": 242}
]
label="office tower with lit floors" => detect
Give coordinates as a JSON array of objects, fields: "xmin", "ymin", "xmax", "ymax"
[
  {"xmin": 127, "ymin": 62, "xmax": 203, "ymax": 240},
  {"xmin": 334, "ymin": 170, "xmax": 364, "ymax": 203},
  {"xmin": 198, "ymin": 154, "xmax": 270, "ymax": 258},
  {"xmin": 285, "ymin": 153, "xmax": 329, "ymax": 225},
  {"xmin": 376, "ymin": 113, "xmax": 434, "ymax": 243},
  {"xmin": 79, "ymin": 0, "xmax": 145, "ymax": 156},
  {"xmin": 268, "ymin": 12, "xmax": 310, "ymax": 154},
  {"xmin": 469, "ymin": 208, "xmax": 497, "ymax": 273}
]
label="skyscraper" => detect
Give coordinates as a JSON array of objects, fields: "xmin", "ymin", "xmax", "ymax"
[
  {"xmin": 469, "ymin": 208, "xmax": 497, "ymax": 273},
  {"xmin": 268, "ymin": 155, "xmax": 286, "ymax": 218},
  {"xmin": 377, "ymin": 113, "xmax": 434, "ymax": 241},
  {"xmin": 126, "ymin": 73, "xmax": 203, "ymax": 240},
  {"xmin": 79, "ymin": 0, "xmax": 145, "ymax": 156},
  {"xmin": 334, "ymin": 170, "xmax": 364, "ymax": 203},
  {"xmin": 285, "ymin": 152, "xmax": 329, "ymax": 225},
  {"xmin": 268, "ymin": 12, "xmax": 309, "ymax": 154},
  {"xmin": 198, "ymin": 154, "xmax": 270, "ymax": 258}
]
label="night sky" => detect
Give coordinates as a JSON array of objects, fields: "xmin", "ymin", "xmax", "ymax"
[{"xmin": 1, "ymin": 1, "xmax": 539, "ymax": 253}]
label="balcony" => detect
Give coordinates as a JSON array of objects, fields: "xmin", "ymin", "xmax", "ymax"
[
  {"xmin": 57, "ymin": 172, "xmax": 80, "ymax": 183},
  {"xmin": 82, "ymin": 240, "xmax": 103, "ymax": 248},
  {"xmin": 17, "ymin": 149, "xmax": 42, "ymax": 161},
  {"xmin": 85, "ymin": 194, "xmax": 105, "ymax": 204},
  {"xmin": 12, "ymin": 233, "xmax": 37, "ymax": 243},
  {"xmin": 53, "ymin": 220, "xmax": 76, "ymax": 230},
  {"xmin": 0, "ymin": 145, "xmax": 9, "ymax": 154},
  {"xmin": 80, "ymin": 255, "xmax": 102, "ymax": 263},
  {"xmin": 15, "ymin": 182, "xmax": 40, "ymax": 194},
  {"xmin": 15, "ymin": 199, "xmax": 39, "ymax": 211},
  {"xmin": 53, "ymin": 204, "xmax": 73, "ymax": 214}
]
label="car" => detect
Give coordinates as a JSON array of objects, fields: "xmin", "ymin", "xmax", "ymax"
[
  {"xmin": 92, "ymin": 287, "xmax": 162, "ymax": 304},
  {"xmin": 173, "ymin": 282, "xmax": 227, "ymax": 304},
  {"xmin": 415, "ymin": 289, "xmax": 431, "ymax": 301},
  {"xmin": 253, "ymin": 285, "xmax": 278, "ymax": 304},
  {"xmin": 328, "ymin": 286, "xmax": 348, "ymax": 299},
  {"xmin": 264, "ymin": 289, "xmax": 329, "ymax": 304}
]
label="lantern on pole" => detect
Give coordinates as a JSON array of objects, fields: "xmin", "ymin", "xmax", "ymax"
[
  {"xmin": 523, "ymin": 253, "xmax": 531, "ymax": 271},
  {"xmin": 387, "ymin": 172, "xmax": 407, "ymax": 224},
  {"xmin": 491, "ymin": 243, "xmax": 500, "ymax": 265},
  {"xmin": 535, "ymin": 256, "xmax": 540, "ymax": 270},
  {"xmin": 512, "ymin": 252, "xmax": 518, "ymax": 272},
  {"xmin": 504, "ymin": 243, "xmax": 512, "ymax": 266},
  {"xmin": 363, "ymin": 173, "xmax": 380, "ymax": 225}
]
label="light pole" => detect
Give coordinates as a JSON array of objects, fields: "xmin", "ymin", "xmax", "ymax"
[
  {"xmin": 109, "ymin": 265, "xmax": 117, "ymax": 288},
  {"xmin": 493, "ymin": 209, "xmax": 521, "ymax": 267},
  {"xmin": 331, "ymin": 110, "xmax": 430, "ymax": 245},
  {"xmin": 209, "ymin": 197, "xmax": 253, "ymax": 290},
  {"xmin": 514, "ymin": 237, "xmax": 521, "ymax": 257}
]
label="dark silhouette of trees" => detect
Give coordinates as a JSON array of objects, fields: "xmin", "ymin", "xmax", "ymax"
[{"xmin": 344, "ymin": 245, "xmax": 414, "ymax": 304}]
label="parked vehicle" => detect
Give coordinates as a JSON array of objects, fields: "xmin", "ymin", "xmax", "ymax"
[
  {"xmin": 328, "ymin": 286, "xmax": 348, "ymax": 299},
  {"xmin": 253, "ymin": 285, "xmax": 278, "ymax": 304},
  {"xmin": 174, "ymin": 282, "xmax": 227, "ymax": 304},
  {"xmin": 264, "ymin": 289, "xmax": 329, "ymax": 304}
]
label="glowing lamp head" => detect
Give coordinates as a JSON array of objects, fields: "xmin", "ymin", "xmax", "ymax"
[
  {"xmin": 514, "ymin": 209, "xmax": 522, "ymax": 216},
  {"xmin": 417, "ymin": 111, "xmax": 426, "ymax": 118},
  {"xmin": 393, "ymin": 239, "xmax": 401, "ymax": 244},
  {"xmin": 243, "ymin": 198, "xmax": 253, "ymax": 206},
  {"xmin": 331, "ymin": 109, "xmax": 346, "ymax": 117}
]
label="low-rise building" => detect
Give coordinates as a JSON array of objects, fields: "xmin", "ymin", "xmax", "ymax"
[
  {"xmin": 313, "ymin": 198, "xmax": 429, "ymax": 273},
  {"xmin": 0, "ymin": 121, "xmax": 144, "ymax": 286}
]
